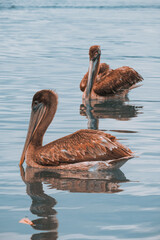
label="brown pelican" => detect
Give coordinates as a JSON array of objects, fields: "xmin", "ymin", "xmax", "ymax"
[
  {"xmin": 80, "ymin": 45, "xmax": 143, "ymax": 99},
  {"xmin": 19, "ymin": 90, "xmax": 133, "ymax": 170}
]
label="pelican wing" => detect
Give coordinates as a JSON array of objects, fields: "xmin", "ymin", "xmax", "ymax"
[
  {"xmin": 80, "ymin": 72, "xmax": 88, "ymax": 92},
  {"xmin": 35, "ymin": 129, "xmax": 133, "ymax": 166},
  {"xmin": 93, "ymin": 66, "xmax": 143, "ymax": 96}
]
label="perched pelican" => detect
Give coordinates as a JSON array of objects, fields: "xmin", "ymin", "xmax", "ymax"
[
  {"xmin": 80, "ymin": 45, "xmax": 143, "ymax": 99},
  {"xmin": 19, "ymin": 90, "xmax": 133, "ymax": 170}
]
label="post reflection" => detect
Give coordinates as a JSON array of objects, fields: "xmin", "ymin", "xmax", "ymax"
[
  {"xmin": 20, "ymin": 166, "xmax": 129, "ymax": 239},
  {"xmin": 80, "ymin": 98, "xmax": 143, "ymax": 129}
]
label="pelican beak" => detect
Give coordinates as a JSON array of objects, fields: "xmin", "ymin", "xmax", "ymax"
[
  {"xmin": 86, "ymin": 55, "xmax": 100, "ymax": 99},
  {"xmin": 19, "ymin": 103, "xmax": 46, "ymax": 166}
]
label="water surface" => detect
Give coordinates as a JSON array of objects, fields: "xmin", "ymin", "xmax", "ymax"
[{"xmin": 0, "ymin": 1, "xmax": 160, "ymax": 239}]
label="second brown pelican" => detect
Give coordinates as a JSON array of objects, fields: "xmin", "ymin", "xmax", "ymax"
[
  {"xmin": 80, "ymin": 45, "xmax": 143, "ymax": 99},
  {"xmin": 19, "ymin": 90, "xmax": 133, "ymax": 170}
]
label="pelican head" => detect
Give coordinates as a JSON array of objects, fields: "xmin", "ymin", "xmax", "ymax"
[
  {"xmin": 19, "ymin": 90, "xmax": 58, "ymax": 166},
  {"xmin": 85, "ymin": 45, "xmax": 101, "ymax": 99},
  {"xmin": 89, "ymin": 45, "xmax": 101, "ymax": 61}
]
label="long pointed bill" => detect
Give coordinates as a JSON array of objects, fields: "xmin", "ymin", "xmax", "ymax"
[
  {"xmin": 19, "ymin": 103, "xmax": 46, "ymax": 166},
  {"xmin": 85, "ymin": 58, "xmax": 99, "ymax": 99}
]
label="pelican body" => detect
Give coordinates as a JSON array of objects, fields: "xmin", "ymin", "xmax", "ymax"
[
  {"xmin": 20, "ymin": 90, "xmax": 133, "ymax": 170},
  {"xmin": 80, "ymin": 45, "xmax": 143, "ymax": 99}
]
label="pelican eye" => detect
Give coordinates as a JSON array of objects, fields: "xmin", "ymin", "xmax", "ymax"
[
  {"xmin": 33, "ymin": 100, "xmax": 41, "ymax": 111},
  {"xmin": 93, "ymin": 51, "xmax": 99, "ymax": 59},
  {"xmin": 34, "ymin": 100, "xmax": 38, "ymax": 105}
]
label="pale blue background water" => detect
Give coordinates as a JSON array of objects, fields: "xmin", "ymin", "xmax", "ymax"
[{"xmin": 0, "ymin": 1, "xmax": 160, "ymax": 239}]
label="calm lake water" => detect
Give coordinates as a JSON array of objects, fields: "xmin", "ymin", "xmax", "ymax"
[{"xmin": 0, "ymin": 0, "xmax": 160, "ymax": 239}]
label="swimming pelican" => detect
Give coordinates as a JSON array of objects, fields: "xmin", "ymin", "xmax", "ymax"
[
  {"xmin": 80, "ymin": 45, "xmax": 143, "ymax": 99},
  {"xmin": 19, "ymin": 90, "xmax": 133, "ymax": 170}
]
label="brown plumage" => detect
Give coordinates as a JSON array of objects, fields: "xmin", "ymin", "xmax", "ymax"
[
  {"xmin": 80, "ymin": 45, "xmax": 143, "ymax": 99},
  {"xmin": 19, "ymin": 90, "xmax": 133, "ymax": 170}
]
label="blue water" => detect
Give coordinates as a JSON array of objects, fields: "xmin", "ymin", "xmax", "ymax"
[{"xmin": 0, "ymin": 1, "xmax": 160, "ymax": 239}]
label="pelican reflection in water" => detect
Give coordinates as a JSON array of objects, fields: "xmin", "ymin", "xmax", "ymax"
[
  {"xmin": 20, "ymin": 166, "xmax": 129, "ymax": 239},
  {"xmin": 80, "ymin": 45, "xmax": 143, "ymax": 100},
  {"xmin": 20, "ymin": 90, "xmax": 133, "ymax": 170},
  {"xmin": 80, "ymin": 98, "xmax": 143, "ymax": 130},
  {"xmin": 20, "ymin": 166, "xmax": 58, "ymax": 240},
  {"xmin": 20, "ymin": 166, "xmax": 129, "ymax": 240}
]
